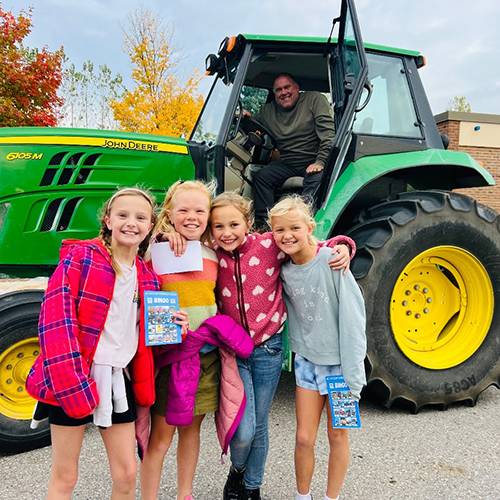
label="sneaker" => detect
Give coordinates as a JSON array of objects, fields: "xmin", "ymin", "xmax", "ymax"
[
  {"xmin": 244, "ymin": 488, "xmax": 261, "ymax": 500},
  {"xmin": 223, "ymin": 466, "xmax": 245, "ymax": 500}
]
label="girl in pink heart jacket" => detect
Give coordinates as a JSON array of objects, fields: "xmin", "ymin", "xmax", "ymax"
[
  {"xmin": 164, "ymin": 192, "xmax": 355, "ymax": 500},
  {"xmin": 209, "ymin": 192, "xmax": 355, "ymax": 500}
]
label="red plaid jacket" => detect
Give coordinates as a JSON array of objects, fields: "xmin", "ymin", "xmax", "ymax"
[{"xmin": 26, "ymin": 239, "xmax": 159, "ymax": 419}]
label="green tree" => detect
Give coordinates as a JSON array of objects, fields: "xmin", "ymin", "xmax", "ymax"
[
  {"xmin": 449, "ymin": 96, "xmax": 472, "ymax": 113},
  {"xmin": 59, "ymin": 59, "xmax": 123, "ymax": 129},
  {"xmin": 241, "ymin": 86, "xmax": 269, "ymax": 115}
]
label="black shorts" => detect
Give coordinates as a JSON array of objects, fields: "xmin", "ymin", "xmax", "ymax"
[{"xmin": 33, "ymin": 374, "xmax": 137, "ymax": 427}]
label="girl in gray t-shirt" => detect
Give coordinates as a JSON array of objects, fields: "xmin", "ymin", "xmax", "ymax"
[{"xmin": 269, "ymin": 195, "xmax": 366, "ymax": 500}]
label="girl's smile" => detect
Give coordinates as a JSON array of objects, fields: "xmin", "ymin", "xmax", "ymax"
[
  {"xmin": 105, "ymin": 194, "xmax": 153, "ymax": 252},
  {"xmin": 211, "ymin": 205, "xmax": 249, "ymax": 252},
  {"xmin": 271, "ymin": 209, "xmax": 315, "ymax": 264},
  {"xmin": 168, "ymin": 189, "xmax": 210, "ymax": 241}
]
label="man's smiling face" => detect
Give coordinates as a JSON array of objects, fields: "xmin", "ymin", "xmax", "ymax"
[{"xmin": 273, "ymin": 75, "xmax": 300, "ymax": 110}]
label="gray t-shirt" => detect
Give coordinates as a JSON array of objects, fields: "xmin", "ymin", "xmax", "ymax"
[
  {"xmin": 257, "ymin": 91, "xmax": 335, "ymax": 169},
  {"xmin": 281, "ymin": 247, "xmax": 367, "ymax": 398}
]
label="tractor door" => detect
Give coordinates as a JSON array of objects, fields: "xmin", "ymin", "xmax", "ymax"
[
  {"xmin": 317, "ymin": 0, "xmax": 369, "ymax": 204},
  {"xmin": 189, "ymin": 41, "xmax": 252, "ymax": 193}
]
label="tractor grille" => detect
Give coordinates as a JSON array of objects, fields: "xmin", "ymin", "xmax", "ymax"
[
  {"xmin": 40, "ymin": 152, "xmax": 101, "ymax": 186},
  {"xmin": 40, "ymin": 196, "xmax": 83, "ymax": 232}
]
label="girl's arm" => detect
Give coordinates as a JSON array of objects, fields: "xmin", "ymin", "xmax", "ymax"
[
  {"xmin": 336, "ymin": 269, "xmax": 367, "ymax": 399},
  {"xmin": 321, "ymin": 235, "xmax": 356, "ymax": 272},
  {"xmin": 155, "ymin": 231, "xmax": 187, "ymax": 257},
  {"xmin": 39, "ymin": 248, "xmax": 99, "ymax": 418},
  {"xmin": 322, "ymin": 235, "xmax": 356, "ymax": 257},
  {"xmin": 173, "ymin": 310, "xmax": 190, "ymax": 340},
  {"xmin": 154, "ymin": 231, "xmax": 215, "ymax": 256}
]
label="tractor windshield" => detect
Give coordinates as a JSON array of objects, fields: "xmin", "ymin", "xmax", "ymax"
[{"xmin": 191, "ymin": 76, "xmax": 233, "ymax": 146}]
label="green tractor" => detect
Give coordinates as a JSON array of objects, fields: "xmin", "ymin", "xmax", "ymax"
[{"xmin": 0, "ymin": 0, "xmax": 499, "ymax": 453}]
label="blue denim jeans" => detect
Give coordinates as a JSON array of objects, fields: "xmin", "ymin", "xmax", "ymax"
[{"xmin": 229, "ymin": 333, "xmax": 283, "ymax": 489}]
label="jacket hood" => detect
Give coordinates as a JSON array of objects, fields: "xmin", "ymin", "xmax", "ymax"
[{"xmin": 60, "ymin": 238, "xmax": 111, "ymax": 262}]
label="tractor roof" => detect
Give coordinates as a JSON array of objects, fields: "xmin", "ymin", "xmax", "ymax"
[{"xmin": 241, "ymin": 33, "xmax": 422, "ymax": 59}]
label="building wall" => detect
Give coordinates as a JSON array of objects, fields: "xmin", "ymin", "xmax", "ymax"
[{"xmin": 435, "ymin": 111, "xmax": 500, "ymax": 213}]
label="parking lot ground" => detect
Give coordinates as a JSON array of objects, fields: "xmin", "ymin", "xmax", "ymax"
[{"xmin": 1, "ymin": 371, "xmax": 499, "ymax": 499}]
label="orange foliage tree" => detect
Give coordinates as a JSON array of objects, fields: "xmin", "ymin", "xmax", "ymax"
[
  {"xmin": 111, "ymin": 9, "xmax": 203, "ymax": 138},
  {"xmin": 0, "ymin": 6, "xmax": 64, "ymax": 126}
]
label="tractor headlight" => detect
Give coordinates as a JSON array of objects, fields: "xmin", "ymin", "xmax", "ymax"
[{"xmin": 205, "ymin": 54, "xmax": 221, "ymax": 76}]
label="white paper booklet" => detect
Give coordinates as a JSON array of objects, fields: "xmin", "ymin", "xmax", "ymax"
[{"xmin": 150, "ymin": 240, "xmax": 203, "ymax": 274}]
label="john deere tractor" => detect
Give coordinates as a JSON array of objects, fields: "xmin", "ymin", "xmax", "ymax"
[{"xmin": 0, "ymin": 0, "xmax": 498, "ymax": 452}]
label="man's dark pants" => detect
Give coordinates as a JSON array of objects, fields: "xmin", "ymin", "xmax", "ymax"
[{"xmin": 252, "ymin": 160, "xmax": 323, "ymax": 229}]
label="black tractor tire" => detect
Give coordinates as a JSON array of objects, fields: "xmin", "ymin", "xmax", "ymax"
[
  {"xmin": 348, "ymin": 190, "xmax": 500, "ymax": 411},
  {"xmin": 0, "ymin": 290, "xmax": 50, "ymax": 453}
]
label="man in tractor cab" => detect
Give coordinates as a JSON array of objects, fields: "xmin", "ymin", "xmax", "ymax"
[{"xmin": 251, "ymin": 73, "xmax": 335, "ymax": 229}]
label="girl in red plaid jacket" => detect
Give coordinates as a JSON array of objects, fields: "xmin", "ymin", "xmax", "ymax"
[{"xmin": 26, "ymin": 188, "xmax": 188, "ymax": 500}]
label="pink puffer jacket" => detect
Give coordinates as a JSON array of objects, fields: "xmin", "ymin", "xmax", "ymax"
[{"xmin": 136, "ymin": 315, "xmax": 253, "ymax": 457}]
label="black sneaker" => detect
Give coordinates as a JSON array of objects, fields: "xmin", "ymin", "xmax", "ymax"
[
  {"xmin": 223, "ymin": 466, "xmax": 245, "ymax": 500},
  {"xmin": 243, "ymin": 488, "xmax": 261, "ymax": 500}
]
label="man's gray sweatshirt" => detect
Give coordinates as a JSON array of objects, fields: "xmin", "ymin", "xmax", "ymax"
[
  {"xmin": 257, "ymin": 91, "xmax": 334, "ymax": 169},
  {"xmin": 281, "ymin": 247, "xmax": 367, "ymax": 398}
]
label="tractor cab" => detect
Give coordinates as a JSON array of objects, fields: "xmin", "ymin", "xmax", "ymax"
[{"xmin": 189, "ymin": 0, "xmax": 370, "ymax": 205}]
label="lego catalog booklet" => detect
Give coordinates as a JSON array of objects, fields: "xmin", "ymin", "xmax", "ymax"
[
  {"xmin": 144, "ymin": 291, "xmax": 182, "ymax": 346},
  {"xmin": 326, "ymin": 375, "xmax": 362, "ymax": 429}
]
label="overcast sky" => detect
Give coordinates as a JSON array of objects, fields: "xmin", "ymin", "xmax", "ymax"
[{"xmin": 4, "ymin": 0, "xmax": 500, "ymax": 115}]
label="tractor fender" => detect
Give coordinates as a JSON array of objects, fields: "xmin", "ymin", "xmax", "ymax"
[{"xmin": 315, "ymin": 148, "xmax": 494, "ymax": 239}]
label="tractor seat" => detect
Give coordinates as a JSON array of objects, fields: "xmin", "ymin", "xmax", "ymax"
[{"xmin": 280, "ymin": 176, "xmax": 304, "ymax": 191}]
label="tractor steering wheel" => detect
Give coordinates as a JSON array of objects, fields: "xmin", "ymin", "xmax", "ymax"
[{"xmin": 239, "ymin": 115, "xmax": 277, "ymax": 148}]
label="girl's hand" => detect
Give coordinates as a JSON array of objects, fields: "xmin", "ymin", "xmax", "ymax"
[
  {"xmin": 158, "ymin": 232, "xmax": 187, "ymax": 257},
  {"xmin": 328, "ymin": 244, "xmax": 350, "ymax": 273},
  {"xmin": 172, "ymin": 310, "xmax": 190, "ymax": 341}
]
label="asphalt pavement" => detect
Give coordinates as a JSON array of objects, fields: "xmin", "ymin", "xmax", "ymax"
[{"xmin": 2, "ymin": 372, "xmax": 499, "ymax": 499}]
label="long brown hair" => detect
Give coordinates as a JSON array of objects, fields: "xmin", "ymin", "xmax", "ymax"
[{"xmin": 98, "ymin": 187, "xmax": 157, "ymax": 272}]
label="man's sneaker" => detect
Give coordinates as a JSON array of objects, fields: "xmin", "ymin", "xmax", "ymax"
[
  {"xmin": 223, "ymin": 466, "xmax": 245, "ymax": 500},
  {"xmin": 244, "ymin": 488, "xmax": 261, "ymax": 500}
]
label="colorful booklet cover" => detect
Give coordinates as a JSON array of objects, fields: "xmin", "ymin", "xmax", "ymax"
[
  {"xmin": 144, "ymin": 291, "xmax": 182, "ymax": 346},
  {"xmin": 326, "ymin": 375, "xmax": 362, "ymax": 429}
]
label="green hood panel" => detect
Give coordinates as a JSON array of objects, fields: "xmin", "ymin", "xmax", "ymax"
[
  {"xmin": 0, "ymin": 129, "xmax": 195, "ymax": 268},
  {"xmin": 0, "ymin": 127, "xmax": 188, "ymax": 150}
]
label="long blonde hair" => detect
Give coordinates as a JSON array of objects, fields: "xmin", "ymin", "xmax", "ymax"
[
  {"xmin": 268, "ymin": 195, "xmax": 317, "ymax": 244},
  {"xmin": 98, "ymin": 187, "xmax": 156, "ymax": 272},
  {"xmin": 155, "ymin": 180, "xmax": 216, "ymax": 243},
  {"xmin": 211, "ymin": 191, "xmax": 254, "ymax": 231}
]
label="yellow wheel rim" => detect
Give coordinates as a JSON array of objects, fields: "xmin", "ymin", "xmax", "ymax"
[
  {"xmin": 390, "ymin": 246, "xmax": 494, "ymax": 370},
  {"xmin": 0, "ymin": 338, "xmax": 39, "ymax": 419}
]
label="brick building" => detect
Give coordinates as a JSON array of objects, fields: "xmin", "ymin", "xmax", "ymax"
[{"xmin": 435, "ymin": 111, "xmax": 500, "ymax": 212}]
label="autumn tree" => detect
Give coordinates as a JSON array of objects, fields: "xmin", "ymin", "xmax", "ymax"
[
  {"xmin": 111, "ymin": 9, "xmax": 203, "ymax": 137},
  {"xmin": 59, "ymin": 59, "xmax": 124, "ymax": 129},
  {"xmin": 0, "ymin": 6, "xmax": 64, "ymax": 126}
]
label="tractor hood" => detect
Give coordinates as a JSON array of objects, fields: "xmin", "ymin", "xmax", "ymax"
[{"xmin": 0, "ymin": 127, "xmax": 195, "ymax": 272}]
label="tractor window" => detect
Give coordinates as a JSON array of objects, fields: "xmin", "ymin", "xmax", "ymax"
[
  {"xmin": 191, "ymin": 76, "xmax": 233, "ymax": 146},
  {"xmin": 353, "ymin": 53, "xmax": 421, "ymax": 138}
]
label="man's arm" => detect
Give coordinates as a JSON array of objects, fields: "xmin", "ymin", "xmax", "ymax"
[{"xmin": 308, "ymin": 93, "xmax": 335, "ymax": 172}]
